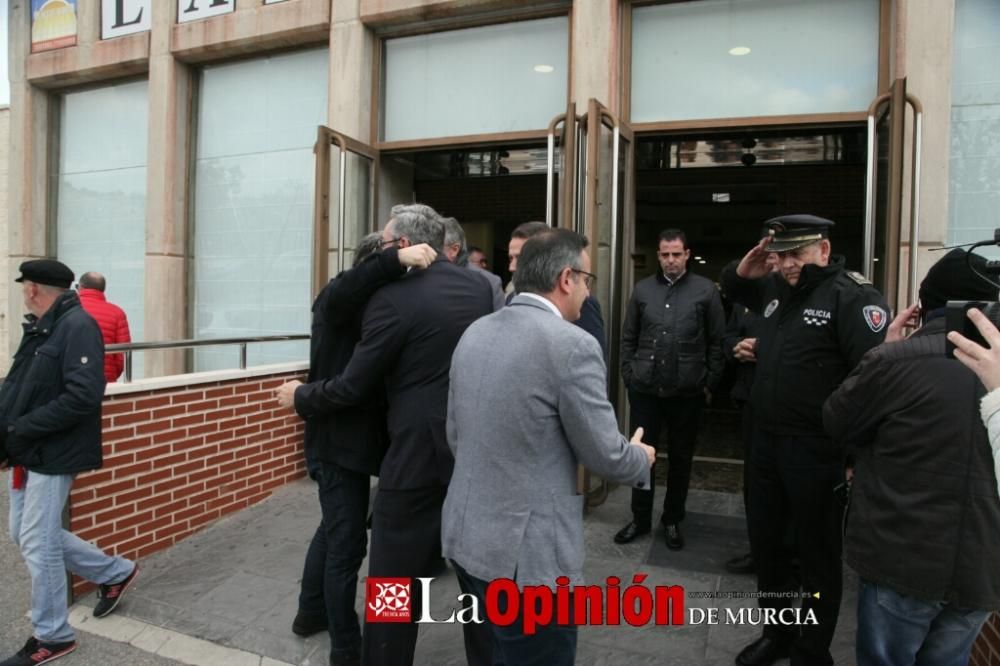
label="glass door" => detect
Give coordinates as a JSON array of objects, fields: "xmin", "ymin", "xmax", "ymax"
[
  {"xmin": 545, "ymin": 103, "xmax": 587, "ymax": 229},
  {"xmin": 580, "ymin": 99, "xmax": 635, "ymax": 505},
  {"xmin": 864, "ymin": 79, "xmax": 923, "ymax": 309},
  {"xmin": 313, "ymin": 126, "xmax": 378, "ymax": 297},
  {"xmin": 583, "ymin": 99, "xmax": 634, "ymax": 417}
]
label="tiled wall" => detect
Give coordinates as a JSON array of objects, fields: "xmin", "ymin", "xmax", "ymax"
[
  {"xmin": 948, "ymin": 0, "xmax": 1000, "ymax": 254},
  {"xmin": 69, "ymin": 370, "xmax": 307, "ymax": 597}
]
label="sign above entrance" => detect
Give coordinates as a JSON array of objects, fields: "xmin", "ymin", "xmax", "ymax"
[
  {"xmin": 178, "ymin": 0, "xmax": 235, "ymax": 24},
  {"xmin": 102, "ymin": 0, "xmax": 150, "ymax": 39}
]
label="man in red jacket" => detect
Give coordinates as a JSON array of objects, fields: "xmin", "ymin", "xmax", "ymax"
[{"xmin": 77, "ymin": 272, "xmax": 131, "ymax": 382}]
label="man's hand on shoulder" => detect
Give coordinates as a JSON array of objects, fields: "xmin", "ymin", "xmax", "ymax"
[
  {"xmin": 275, "ymin": 380, "xmax": 303, "ymax": 410},
  {"xmin": 630, "ymin": 427, "xmax": 657, "ymax": 467},
  {"xmin": 398, "ymin": 244, "xmax": 436, "ymax": 270}
]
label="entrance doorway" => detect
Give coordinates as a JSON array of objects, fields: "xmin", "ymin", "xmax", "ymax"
[
  {"xmin": 632, "ymin": 126, "xmax": 868, "ymax": 490},
  {"xmin": 380, "ymin": 144, "xmax": 552, "ymax": 291}
]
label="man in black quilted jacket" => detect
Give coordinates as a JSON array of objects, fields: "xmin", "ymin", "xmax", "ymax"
[
  {"xmin": 614, "ymin": 228, "xmax": 725, "ymax": 550},
  {"xmin": 1, "ymin": 260, "xmax": 138, "ymax": 666}
]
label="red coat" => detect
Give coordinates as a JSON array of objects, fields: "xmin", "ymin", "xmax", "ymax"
[{"xmin": 78, "ymin": 288, "xmax": 132, "ymax": 382}]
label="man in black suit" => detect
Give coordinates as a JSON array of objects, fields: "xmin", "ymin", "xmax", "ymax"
[
  {"xmin": 284, "ymin": 204, "xmax": 494, "ymax": 666},
  {"xmin": 276, "ymin": 234, "xmax": 436, "ymax": 665},
  {"xmin": 506, "ymin": 221, "xmax": 608, "ymax": 363}
]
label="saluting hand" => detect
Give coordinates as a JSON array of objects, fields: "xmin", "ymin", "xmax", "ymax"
[
  {"xmin": 398, "ymin": 243, "xmax": 437, "ymax": 270},
  {"xmin": 630, "ymin": 427, "xmax": 657, "ymax": 467},
  {"xmin": 275, "ymin": 380, "xmax": 302, "ymax": 409},
  {"xmin": 948, "ymin": 308, "xmax": 1000, "ymax": 391},
  {"xmin": 736, "ymin": 237, "xmax": 774, "ymax": 280}
]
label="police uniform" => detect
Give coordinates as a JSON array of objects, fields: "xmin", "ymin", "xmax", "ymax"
[{"xmin": 721, "ymin": 216, "xmax": 889, "ymax": 666}]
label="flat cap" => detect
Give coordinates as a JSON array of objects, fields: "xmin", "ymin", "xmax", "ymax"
[
  {"xmin": 764, "ymin": 214, "xmax": 835, "ymax": 253},
  {"xmin": 15, "ymin": 259, "xmax": 75, "ymax": 289}
]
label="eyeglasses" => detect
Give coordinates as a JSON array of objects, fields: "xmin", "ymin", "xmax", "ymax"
[
  {"xmin": 570, "ymin": 268, "xmax": 597, "ymax": 289},
  {"xmin": 380, "ymin": 237, "xmax": 401, "ymax": 248}
]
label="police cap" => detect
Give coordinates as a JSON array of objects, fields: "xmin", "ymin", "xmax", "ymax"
[
  {"xmin": 15, "ymin": 259, "xmax": 75, "ymax": 289},
  {"xmin": 764, "ymin": 215, "xmax": 835, "ymax": 253}
]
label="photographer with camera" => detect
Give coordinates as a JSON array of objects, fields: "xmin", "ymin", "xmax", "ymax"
[
  {"xmin": 949, "ymin": 306, "xmax": 1000, "ymax": 502},
  {"xmin": 823, "ymin": 248, "xmax": 1000, "ymax": 665}
]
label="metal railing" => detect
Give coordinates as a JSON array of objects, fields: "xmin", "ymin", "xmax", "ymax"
[{"xmin": 107, "ymin": 335, "xmax": 309, "ymax": 383}]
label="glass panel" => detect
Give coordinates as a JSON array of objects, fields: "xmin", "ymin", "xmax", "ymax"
[
  {"xmin": 631, "ymin": 0, "xmax": 879, "ymax": 122},
  {"xmin": 328, "ymin": 145, "xmax": 373, "ymax": 275},
  {"xmin": 594, "ymin": 121, "xmax": 615, "ymax": 321},
  {"xmin": 948, "ymin": 0, "xmax": 1000, "ymax": 258},
  {"xmin": 192, "ymin": 48, "xmax": 328, "ymax": 371},
  {"xmin": 56, "ymin": 80, "xmax": 148, "ymax": 377},
  {"xmin": 384, "ymin": 17, "xmax": 568, "ymax": 141}
]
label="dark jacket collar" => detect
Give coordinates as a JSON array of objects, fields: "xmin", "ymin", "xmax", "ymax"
[
  {"xmin": 791, "ymin": 255, "xmax": 845, "ymax": 292},
  {"xmin": 656, "ymin": 270, "xmax": 689, "ymax": 286},
  {"xmin": 24, "ymin": 290, "xmax": 81, "ymax": 335}
]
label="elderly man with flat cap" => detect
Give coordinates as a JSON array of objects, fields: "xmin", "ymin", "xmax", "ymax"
[
  {"xmin": 0, "ymin": 260, "xmax": 138, "ymax": 666},
  {"xmin": 721, "ymin": 216, "xmax": 889, "ymax": 666}
]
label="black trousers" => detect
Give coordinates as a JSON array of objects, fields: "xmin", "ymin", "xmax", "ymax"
[
  {"xmin": 628, "ymin": 390, "xmax": 703, "ymax": 526},
  {"xmin": 299, "ymin": 462, "xmax": 371, "ymax": 659},
  {"xmin": 747, "ymin": 428, "xmax": 844, "ymax": 666},
  {"xmin": 362, "ymin": 486, "xmax": 447, "ymax": 666}
]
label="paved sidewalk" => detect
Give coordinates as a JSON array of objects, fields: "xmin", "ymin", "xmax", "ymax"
[{"xmin": 65, "ymin": 478, "xmax": 858, "ymax": 665}]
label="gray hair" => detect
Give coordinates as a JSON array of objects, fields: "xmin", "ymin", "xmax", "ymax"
[
  {"xmin": 354, "ymin": 232, "xmax": 383, "ymax": 267},
  {"xmin": 515, "ymin": 229, "xmax": 589, "ymax": 295},
  {"xmin": 388, "ymin": 203, "xmax": 445, "ymax": 252},
  {"xmin": 441, "ymin": 216, "xmax": 470, "ymax": 266}
]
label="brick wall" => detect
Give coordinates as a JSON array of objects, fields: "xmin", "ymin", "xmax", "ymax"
[
  {"xmin": 68, "ymin": 369, "xmax": 306, "ymax": 597},
  {"xmin": 971, "ymin": 614, "xmax": 1000, "ymax": 665}
]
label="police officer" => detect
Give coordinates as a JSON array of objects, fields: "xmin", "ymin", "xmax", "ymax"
[{"xmin": 721, "ymin": 215, "xmax": 888, "ymax": 666}]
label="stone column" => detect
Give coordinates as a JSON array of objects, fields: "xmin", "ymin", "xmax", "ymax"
[
  {"xmin": 6, "ymin": 1, "xmax": 52, "ymax": 361},
  {"xmin": 143, "ymin": 5, "xmax": 192, "ymax": 376}
]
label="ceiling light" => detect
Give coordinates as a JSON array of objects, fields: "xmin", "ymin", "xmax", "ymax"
[
  {"xmin": 533, "ymin": 65, "xmax": 554, "ymax": 73},
  {"xmin": 729, "ymin": 46, "xmax": 751, "ymax": 56},
  {"xmin": 698, "ymin": 260, "xmax": 707, "ymax": 265},
  {"xmin": 694, "ymin": 256, "xmax": 703, "ymax": 260}
]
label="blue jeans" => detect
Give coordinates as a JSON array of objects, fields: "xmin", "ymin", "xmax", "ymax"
[
  {"xmin": 452, "ymin": 561, "xmax": 577, "ymax": 666},
  {"xmin": 857, "ymin": 579, "xmax": 989, "ymax": 666},
  {"xmin": 8, "ymin": 471, "xmax": 134, "ymax": 643},
  {"xmin": 298, "ymin": 461, "xmax": 370, "ymax": 659}
]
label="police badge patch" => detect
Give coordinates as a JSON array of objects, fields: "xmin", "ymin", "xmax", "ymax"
[
  {"xmin": 863, "ymin": 305, "xmax": 887, "ymax": 333},
  {"xmin": 764, "ymin": 299, "xmax": 779, "ymax": 318}
]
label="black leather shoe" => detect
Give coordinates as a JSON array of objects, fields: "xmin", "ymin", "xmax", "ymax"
[
  {"xmin": 725, "ymin": 552, "xmax": 756, "ymax": 574},
  {"xmin": 292, "ymin": 611, "xmax": 328, "ymax": 637},
  {"xmin": 614, "ymin": 521, "xmax": 651, "ymax": 544},
  {"xmin": 735, "ymin": 636, "xmax": 790, "ymax": 666},
  {"xmin": 664, "ymin": 522, "xmax": 684, "ymax": 550}
]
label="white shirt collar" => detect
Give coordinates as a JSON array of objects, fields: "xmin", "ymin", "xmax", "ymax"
[{"xmin": 520, "ymin": 293, "xmax": 564, "ymax": 319}]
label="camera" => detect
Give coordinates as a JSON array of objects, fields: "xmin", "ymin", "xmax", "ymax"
[{"xmin": 945, "ymin": 301, "xmax": 1000, "ymax": 359}]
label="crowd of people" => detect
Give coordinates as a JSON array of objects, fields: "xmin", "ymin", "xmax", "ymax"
[{"xmin": 3, "ymin": 202, "xmax": 1000, "ymax": 666}]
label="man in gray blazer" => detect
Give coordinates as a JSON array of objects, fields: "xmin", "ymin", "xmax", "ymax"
[{"xmin": 442, "ymin": 228, "xmax": 656, "ymax": 666}]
